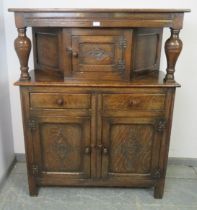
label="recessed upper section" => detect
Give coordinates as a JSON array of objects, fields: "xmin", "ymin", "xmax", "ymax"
[{"xmin": 10, "ymin": 8, "xmax": 189, "ymax": 84}]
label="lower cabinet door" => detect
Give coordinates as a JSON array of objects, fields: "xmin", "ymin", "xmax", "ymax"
[
  {"xmin": 30, "ymin": 116, "xmax": 91, "ymax": 179},
  {"xmin": 101, "ymin": 117, "xmax": 166, "ymax": 180}
]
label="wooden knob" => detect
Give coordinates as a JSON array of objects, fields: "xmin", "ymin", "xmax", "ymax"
[
  {"xmin": 72, "ymin": 51, "xmax": 78, "ymax": 57},
  {"xmin": 56, "ymin": 98, "xmax": 64, "ymax": 106},
  {"xmin": 66, "ymin": 47, "xmax": 78, "ymax": 57},
  {"xmin": 128, "ymin": 99, "xmax": 139, "ymax": 107},
  {"xmin": 84, "ymin": 147, "xmax": 91, "ymax": 155},
  {"xmin": 66, "ymin": 47, "xmax": 72, "ymax": 54},
  {"xmin": 103, "ymin": 147, "xmax": 108, "ymax": 155}
]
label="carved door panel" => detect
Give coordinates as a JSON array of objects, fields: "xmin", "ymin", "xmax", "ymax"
[
  {"xmin": 101, "ymin": 117, "xmax": 166, "ymax": 180},
  {"xmin": 31, "ymin": 116, "xmax": 91, "ymax": 179},
  {"xmin": 64, "ymin": 29, "xmax": 133, "ymax": 80}
]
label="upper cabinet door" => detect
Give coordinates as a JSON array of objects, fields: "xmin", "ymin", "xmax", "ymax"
[
  {"xmin": 63, "ymin": 29, "xmax": 133, "ymax": 81},
  {"xmin": 30, "ymin": 116, "xmax": 91, "ymax": 179}
]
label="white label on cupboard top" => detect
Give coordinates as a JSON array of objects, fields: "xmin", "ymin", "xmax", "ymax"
[{"xmin": 93, "ymin": 21, "xmax": 101, "ymax": 27}]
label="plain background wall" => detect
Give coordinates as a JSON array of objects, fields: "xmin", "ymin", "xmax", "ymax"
[
  {"xmin": 0, "ymin": 0, "xmax": 14, "ymax": 182},
  {"xmin": 2, "ymin": 0, "xmax": 197, "ymax": 158}
]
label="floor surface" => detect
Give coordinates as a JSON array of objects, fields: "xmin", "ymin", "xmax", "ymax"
[{"xmin": 0, "ymin": 162, "xmax": 197, "ymax": 210}]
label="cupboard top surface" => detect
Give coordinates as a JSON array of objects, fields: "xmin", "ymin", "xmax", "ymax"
[
  {"xmin": 15, "ymin": 70, "xmax": 180, "ymax": 88},
  {"xmin": 8, "ymin": 8, "xmax": 190, "ymax": 13}
]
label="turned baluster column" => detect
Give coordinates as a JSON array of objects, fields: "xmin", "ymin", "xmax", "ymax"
[
  {"xmin": 14, "ymin": 28, "xmax": 31, "ymax": 81},
  {"xmin": 164, "ymin": 28, "xmax": 183, "ymax": 82}
]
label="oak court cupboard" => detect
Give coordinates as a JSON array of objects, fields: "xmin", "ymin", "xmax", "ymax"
[{"xmin": 9, "ymin": 8, "xmax": 190, "ymax": 198}]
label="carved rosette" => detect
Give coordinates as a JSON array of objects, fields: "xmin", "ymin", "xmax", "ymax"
[
  {"xmin": 164, "ymin": 28, "xmax": 183, "ymax": 82},
  {"xmin": 155, "ymin": 119, "xmax": 166, "ymax": 132},
  {"xmin": 152, "ymin": 168, "xmax": 161, "ymax": 179},
  {"xmin": 14, "ymin": 28, "xmax": 31, "ymax": 81}
]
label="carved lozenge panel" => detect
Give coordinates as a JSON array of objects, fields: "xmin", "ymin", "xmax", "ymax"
[
  {"xmin": 109, "ymin": 124, "xmax": 154, "ymax": 173},
  {"xmin": 40, "ymin": 123, "xmax": 82, "ymax": 172},
  {"xmin": 79, "ymin": 44, "xmax": 114, "ymax": 65}
]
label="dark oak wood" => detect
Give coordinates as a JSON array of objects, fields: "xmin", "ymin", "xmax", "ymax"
[
  {"xmin": 10, "ymin": 8, "xmax": 190, "ymax": 82},
  {"xmin": 30, "ymin": 93, "xmax": 91, "ymax": 109},
  {"xmin": 8, "ymin": 8, "xmax": 190, "ymax": 12},
  {"xmin": 164, "ymin": 29, "xmax": 183, "ymax": 82},
  {"xmin": 32, "ymin": 116, "xmax": 91, "ymax": 178},
  {"xmin": 102, "ymin": 93, "xmax": 165, "ymax": 110},
  {"xmin": 101, "ymin": 117, "xmax": 164, "ymax": 178},
  {"xmin": 32, "ymin": 27, "xmax": 161, "ymax": 80},
  {"xmin": 15, "ymin": 28, "xmax": 31, "ymax": 81},
  {"xmin": 9, "ymin": 8, "xmax": 189, "ymax": 198},
  {"xmin": 62, "ymin": 28, "xmax": 133, "ymax": 80},
  {"xmin": 19, "ymin": 85, "xmax": 174, "ymax": 198},
  {"xmin": 133, "ymin": 28, "xmax": 163, "ymax": 74},
  {"xmin": 15, "ymin": 70, "xmax": 181, "ymax": 88}
]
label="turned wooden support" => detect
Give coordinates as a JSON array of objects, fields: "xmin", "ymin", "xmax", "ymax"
[
  {"xmin": 164, "ymin": 28, "xmax": 183, "ymax": 82},
  {"xmin": 14, "ymin": 28, "xmax": 31, "ymax": 81}
]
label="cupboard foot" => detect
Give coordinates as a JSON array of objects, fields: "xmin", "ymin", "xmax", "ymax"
[
  {"xmin": 28, "ymin": 177, "xmax": 38, "ymax": 196},
  {"xmin": 154, "ymin": 179, "xmax": 165, "ymax": 199}
]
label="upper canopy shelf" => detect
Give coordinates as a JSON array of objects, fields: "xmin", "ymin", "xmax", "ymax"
[{"xmin": 9, "ymin": 8, "xmax": 190, "ymax": 29}]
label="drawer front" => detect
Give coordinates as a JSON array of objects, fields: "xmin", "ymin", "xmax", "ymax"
[
  {"xmin": 103, "ymin": 94, "xmax": 165, "ymax": 111},
  {"xmin": 30, "ymin": 93, "xmax": 91, "ymax": 109}
]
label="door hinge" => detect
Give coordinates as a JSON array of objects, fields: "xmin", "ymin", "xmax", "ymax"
[
  {"xmin": 152, "ymin": 168, "xmax": 161, "ymax": 179},
  {"xmin": 28, "ymin": 119, "xmax": 37, "ymax": 131},
  {"xmin": 118, "ymin": 37, "xmax": 127, "ymax": 48},
  {"xmin": 32, "ymin": 164, "xmax": 39, "ymax": 176},
  {"xmin": 155, "ymin": 119, "xmax": 167, "ymax": 132}
]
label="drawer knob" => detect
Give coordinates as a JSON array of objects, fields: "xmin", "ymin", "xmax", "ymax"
[
  {"xmin": 103, "ymin": 147, "xmax": 108, "ymax": 155},
  {"xmin": 84, "ymin": 147, "xmax": 91, "ymax": 155},
  {"xmin": 72, "ymin": 51, "xmax": 78, "ymax": 57},
  {"xmin": 128, "ymin": 99, "xmax": 140, "ymax": 107},
  {"xmin": 56, "ymin": 98, "xmax": 64, "ymax": 106}
]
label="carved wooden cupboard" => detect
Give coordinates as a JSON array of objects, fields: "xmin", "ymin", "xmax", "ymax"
[{"xmin": 9, "ymin": 8, "xmax": 189, "ymax": 198}]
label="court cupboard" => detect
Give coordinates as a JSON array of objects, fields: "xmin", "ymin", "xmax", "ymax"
[{"xmin": 9, "ymin": 8, "xmax": 190, "ymax": 198}]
